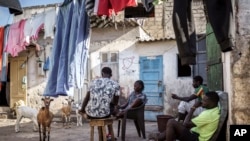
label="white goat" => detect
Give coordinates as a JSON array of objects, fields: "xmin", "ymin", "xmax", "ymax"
[
  {"xmin": 10, "ymin": 100, "xmax": 25, "ymax": 116},
  {"xmin": 74, "ymin": 103, "xmax": 83, "ymax": 126},
  {"xmin": 11, "ymin": 100, "xmax": 38, "ymax": 133},
  {"xmin": 61, "ymin": 98, "xmax": 74, "ymax": 128},
  {"xmin": 15, "ymin": 106, "xmax": 38, "ymax": 133}
]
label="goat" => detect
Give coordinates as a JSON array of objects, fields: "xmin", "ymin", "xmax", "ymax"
[
  {"xmin": 10, "ymin": 100, "xmax": 25, "ymax": 116},
  {"xmin": 74, "ymin": 103, "xmax": 83, "ymax": 126},
  {"xmin": 15, "ymin": 106, "xmax": 38, "ymax": 132},
  {"xmin": 61, "ymin": 98, "xmax": 74, "ymax": 128},
  {"xmin": 37, "ymin": 97, "xmax": 54, "ymax": 141}
]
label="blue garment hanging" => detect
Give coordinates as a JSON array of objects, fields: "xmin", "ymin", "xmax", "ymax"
[
  {"xmin": 43, "ymin": 57, "xmax": 50, "ymax": 71},
  {"xmin": 43, "ymin": 0, "xmax": 90, "ymax": 97}
]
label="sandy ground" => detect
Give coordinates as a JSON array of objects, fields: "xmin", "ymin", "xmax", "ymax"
[{"xmin": 0, "ymin": 117, "xmax": 158, "ymax": 141}]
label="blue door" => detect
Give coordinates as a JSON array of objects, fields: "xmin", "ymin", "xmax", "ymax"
[{"xmin": 140, "ymin": 55, "xmax": 164, "ymax": 121}]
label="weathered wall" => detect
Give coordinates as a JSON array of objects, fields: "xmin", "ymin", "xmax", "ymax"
[{"xmin": 230, "ymin": 0, "xmax": 250, "ymax": 124}]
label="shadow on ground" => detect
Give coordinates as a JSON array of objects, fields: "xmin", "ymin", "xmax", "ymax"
[{"xmin": 0, "ymin": 118, "xmax": 158, "ymax": 141}]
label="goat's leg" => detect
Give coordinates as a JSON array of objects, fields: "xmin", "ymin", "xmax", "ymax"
[
  {"xmin": 67, "ymin": 116, "xmax": 71, "ymax": 128},
  {"xmin": 76, "ymin": 115, "xmax": 79, "ymax": 126},
  {"xmin": 47, "ymin": 126, "xmax": 51, "ymax": 141},
  {"xmin": 62, "ymin": 116, "xmax": 65, "ymax": 127},
  {"xmin": 42, "ymin": 126, "xmax": 46, "ymax": 141},
  {"xmin": 38, "ymin": 123, "xmax": 42, "ymax": 141},
  {"xmin": 65, "ymin": 116, "xmax": 68, "ymax": 128},
  {"xmin": 32, "ymin": 117, "xmax": 38, "ymax": 132},
  {"xmin": 15, "ymin": 115, "xmax": 22, "ymax": 132},
  {"xmin": 79, "ymin": 115, "xmax": 83, "ymax": 126}
]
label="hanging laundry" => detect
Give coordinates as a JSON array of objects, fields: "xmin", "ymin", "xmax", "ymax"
[
  {"xmin": 44, "ymin": 0, "xmax": 90, "ymax": 97},
  {"xmin": 204, "ymin": 0, "xmax": 234, "ymax": 52},
  {"xmin": 110, "ymin": 0, "xmax": 137, "ymax": 13},
  {"xmin": 43, "ymin": 0, "xmax": 74, "ymax": 97},
  {"xmin": 97, "ymin": 0, "xmax": 137, "ymax": 17},
  {"xmin": 172, "ymin": 0, "xmax": 196, "ymax": 65},
  {"xmin": 172, "ymin": 0, "xmax": 234, "ymax": 65},
  {"xmin": 0, "ymin": 27, "xmax": 4, "ymax": 72},
  {"xmin": 69, "ymin": 0, "xmax": 90, "ymax": 89},
  {"xmin": 43, "ymin": 57, "xmax": 50, "ymax": 71},
  {"xmin": 1, "ymin": 25, "xmax": 10, "ymax": 82},
  {"xmin": 141, "ymin": 0, "xmax": 154, "ymax": 12},
  {"xmin": 5, "ymin": 19, "xmax": 26, "ymax": 57},
  {"xmin": 85, "ymin": 0, "xmax": 95, "ymax": 16},
  {"xmin": 44, "ymin": 8, "xmax": 56, "ymax": 39},
  {"xmin": 23, "ymin": 13, "xmax": 45, "ymax": 45},
  {"xmin": 93, "ymin": 0, "xmax": 99, "ymax": 15}
]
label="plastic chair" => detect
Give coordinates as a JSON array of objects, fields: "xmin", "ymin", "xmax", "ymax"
[
  {"xmin": 209, "ymin": 91, "xmax": 228, "ymax": 141},
  {"xmin": 117, "ymin": 100, "xmax": 147, "ymax": 141}
]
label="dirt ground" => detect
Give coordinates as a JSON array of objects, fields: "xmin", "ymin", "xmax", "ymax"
[{"xmin": 0, "ymin": 117, "xmax": 158, "ymax": 141}]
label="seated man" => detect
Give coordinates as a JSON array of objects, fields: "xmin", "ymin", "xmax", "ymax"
[
  {"xmin": 149, "ymin": 91, "xmax": 220, "ymax": 141},
  {"xmin": 79, "ymin": 67, "xmax": 120, "ymax": 118},
  {"xmin": 172, "ymin": 75, "xmax": 209, "ymax": 121},
  {"xmin": 116, "ymin": 80, "xmax": 147, "ymax": 118}
]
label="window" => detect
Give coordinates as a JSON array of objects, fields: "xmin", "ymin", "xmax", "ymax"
[
  {"xmin": 177, "ymin": 54, "xmax": 191, "ymax": 77},
  {"xmin": 101, "ymin": 52, "xmax": 119, "ymax": 81},
  {"xmin": 193, "ymin": 35, "xmax": 207, "ymax": 85},
  {"xmin": 101, "ymin": 52, "xmax": 118, "ymax": 63}
]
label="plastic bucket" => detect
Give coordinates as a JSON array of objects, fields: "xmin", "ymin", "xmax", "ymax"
[{"xmin": 156, "ymin": 115, "xmax": 174, "ymax": 132}]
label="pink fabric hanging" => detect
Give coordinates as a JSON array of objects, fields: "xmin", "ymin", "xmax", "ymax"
[{"xmin": 4, "ymin": 19, "xmax": 26, "ymax": 57}]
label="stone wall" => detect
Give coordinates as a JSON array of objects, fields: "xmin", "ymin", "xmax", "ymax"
[
  {"xmin": 141, "ymin": 0, "xmax": 206, "ymax": 40},
  {"xmin": 231, "ymin": 0, "xmax": 250, "ymax": 124}
]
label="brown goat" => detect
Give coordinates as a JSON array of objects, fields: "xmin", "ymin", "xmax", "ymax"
[
  {"xmin": 37, "ymin": 97, "xmax": 54, "ymax": 141},
  {"xmin": 61, "ymin": 98, "xmax": 74, "ymax": 128}
]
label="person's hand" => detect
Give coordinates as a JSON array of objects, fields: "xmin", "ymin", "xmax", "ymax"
[
  {"xmin": 78, "ymin": 109, "xmax": 85, "ymax": 115},
  {"xmin": 193, "ymin": 101, "xmax": 201, "ymax": 108},
  {"xmin": 171, "ymin": 94, "xmax": 178, "ymax": 99}
]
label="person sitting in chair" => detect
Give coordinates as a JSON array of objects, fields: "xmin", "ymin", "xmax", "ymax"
[
  {"xmin": 172, "ymin": 75, "xmax": 209, "ymax": 122},
  {"xmin": 79, "ymin": 67, "xmax": 120, "ymax": 118},
  {"xmin": 116, "ymin": 80, "xmax": 147, "ymax": 118},
  {"xmin": 149, "ymin": 91, "xmax": 220, "ymax": 141}
]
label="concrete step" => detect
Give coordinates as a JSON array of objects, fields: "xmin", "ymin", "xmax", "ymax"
[
  {"xmin": 0, "ymin": 112, "xmax": 8, "ymax": 119},
  {"xmin": 0, "ymin": 107, "xmax": 10, "ymax": 119},
  {"xmin": 0, "ymin": 106, "xmax": 10, "ymax": 112}
]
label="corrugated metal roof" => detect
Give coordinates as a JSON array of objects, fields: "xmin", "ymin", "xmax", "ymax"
[
  {"xmin": 90, "ymin": 16, "xmax": 139, "ymax": 28},
  {"xmin": 138, "ymin": 37, "xmax": 174, "ymax": 42}
]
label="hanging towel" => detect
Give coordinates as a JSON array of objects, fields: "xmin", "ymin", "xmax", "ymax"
[
  {"xmin": 43, "ymin": 57, "xmax": 50, "ymax": 71},
  {"xmin": 141, "ymin": 0, "xmax": 154, "ymax": 12}
]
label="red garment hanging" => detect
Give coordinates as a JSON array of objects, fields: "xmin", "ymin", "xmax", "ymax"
[{"xmin": 97, "ymin": 0, "xmax": 137, "ymax": 17}]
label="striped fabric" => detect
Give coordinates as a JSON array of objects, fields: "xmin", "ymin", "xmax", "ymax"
[{"xmin": 85, "ymin": 0, "xmax": 95, "ymax": 16}]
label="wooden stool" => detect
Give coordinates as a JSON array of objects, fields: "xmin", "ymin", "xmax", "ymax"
[{"xmin": 89, "ymin": 118, "xmax": 115, "ymax": 141}]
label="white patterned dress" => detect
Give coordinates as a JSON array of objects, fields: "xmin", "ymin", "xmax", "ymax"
[{"xmin": 85, "ymin": 78, "xmax": 120, "ymax": 118}]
